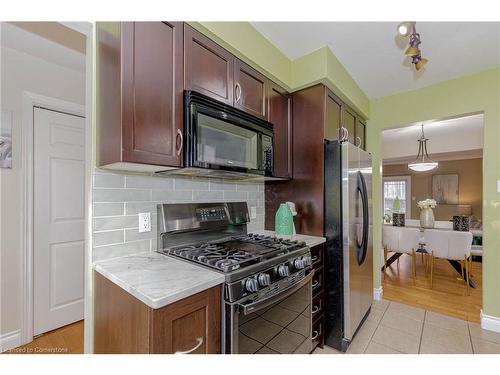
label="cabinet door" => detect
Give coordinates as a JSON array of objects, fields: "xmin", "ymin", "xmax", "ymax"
[
  {"xmin": 355, "ymin": 118, "xmax": 366, "ymax": 150},
  {"xmin": 122, "ymin": 22, "xmax": 184, "ymax": 167},
  {"xmin": 267, "ymin": 81, "xmax": 292, "ymax": 178},
  {"xmin": 150, "ymin": 286, "xmax": 221, "ymax": 354},
  {"xmin": 233, "ymin": 60, "xmax": 267, "ymax": 118},
  {"xmin": 325, "ymin": 90, "xmax": 342, "ymax": 141},
  {"xmin": 184, "ymin": 24, "xmax": 234, "ymax": 105},
  {"xmin": 343, "ymin": 107, "xmax": 356, "ymax": 145}
]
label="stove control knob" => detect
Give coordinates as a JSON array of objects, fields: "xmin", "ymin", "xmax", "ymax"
[
  {"xmin": 294, "ymin": 258, "xmax": 305, "ymax": 270},
  {"xmin": 258, "ymin": 273, "xmax": 271, "ymax": 287},
  {"xmin": 245, "ymin": 278, "xmax": 259, "ymax": 293},
  {"xmin": 278, "ymin": 264, "xmax": 290, "ymax": 277},
  {"xmin": 302, "ymin": 255, "xmax": 312, "ymax": 266}
]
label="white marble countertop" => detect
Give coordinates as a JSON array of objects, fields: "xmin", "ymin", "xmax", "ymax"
[
  {"xmin": 94, "ymin": 252, "xmax": 225, "ymax": 309},
  {"xmin": 253, "ymin": 230, "xmax": 326, "ymax": 248}
]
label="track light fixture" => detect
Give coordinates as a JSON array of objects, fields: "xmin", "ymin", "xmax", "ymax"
[{"xmin": 397, "ymin": 21, "xmax": 429, "ymax": 72}]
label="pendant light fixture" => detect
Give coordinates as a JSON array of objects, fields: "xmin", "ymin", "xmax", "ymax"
[{"xmin": 408, "ymin": 124, "xmax": 438, "ymax": 172}]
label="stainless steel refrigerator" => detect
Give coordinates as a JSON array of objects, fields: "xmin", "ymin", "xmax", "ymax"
[{"xmin": 324, "ymin": 140, "xmax": 373, "ymax": 352}]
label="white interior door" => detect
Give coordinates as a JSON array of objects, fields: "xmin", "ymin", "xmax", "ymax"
[{"xmin": 34, "ymin": 107, "xmax": 85, "ymax": 335}]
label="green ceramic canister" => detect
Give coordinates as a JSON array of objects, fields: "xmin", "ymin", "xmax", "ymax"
[{"xmin": 275, "ymin": 203, "xmax": 293, "ymax": 236}]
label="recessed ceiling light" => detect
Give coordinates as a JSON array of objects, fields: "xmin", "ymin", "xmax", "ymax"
[{"xmin": 397, "ymin": 22, "xmax": 413, "ymax": 37}]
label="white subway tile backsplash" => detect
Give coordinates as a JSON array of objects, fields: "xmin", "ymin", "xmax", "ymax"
[
  {"xmin": 94, "ymin": 188, "xmax": 151, "ymax": 202},
  {"xmin": 94, "ymin": 215, "xmax": 139, "ymax": 231},
  {"xmin": 223, "ymin": 191, "xmax": 249, "ymax": 201},
  {"xmin": 94, "ymin": 230, "xmax": 124, "ymax": 247},
  {"xmin": 126, "ymin": 175, "xmax": 173, "ymax": 189},
  {"xmin": 193, "ymin": 190, "xmax": 224, "ymax": 201},
  {"xmin": 94, "ymin": 202, "xmax": 124, "ymax": 217},
  {"xmin": 94, "ymin": 240, "xmax": 152, "ymax": 261},
  {"xmin": 152, "ymin": 189, "xmax": 193, "ymax": 202},
  {"xmin": 94, "ymin": 173, "xmax": 125, "ymax": 188},
  {"xmin": 92, "ymin": 168, "xmax": 265, "ymax": 261},
  {"xmin": 174, "ymin": 177, "xmax": 209, "ymax": 191}
]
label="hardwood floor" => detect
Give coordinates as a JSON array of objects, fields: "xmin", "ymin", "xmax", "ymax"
[
  {"xmin": 382, "ymin": 254, "xmax": 482, "ymax": 323},
  {"xmin": 5, "ymin": 320, "xmax": 84, "ymax": 354}
]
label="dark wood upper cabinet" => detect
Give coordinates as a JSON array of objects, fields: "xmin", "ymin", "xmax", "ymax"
[
  {"xmin": 94, "ymin": 271, "xmax": 221, "ymax": 354},
  {"xmin": 97, "ymin": 22, "xmax": 183, "ymax": 170},
  {"xmin": 233, "ymin": 60, "xmax": 267, "ymax": 119},
  {"xmin": 355, "ymin": 118, "xmax": 366, "ymax": 150},
  {"xmin": 267, "ymin": 81, "xmax": 292, "ymax": 178},
  {"xmin": 325, "ymin": 90, "xmax": 342, "ymax": 141},
  {"xmin": 343, "ymin": 107, "xmax": 356, "ymax": 145},
  {"xmin": 184, "ymin": 24, "xmax": 234, "ymax": 105}
]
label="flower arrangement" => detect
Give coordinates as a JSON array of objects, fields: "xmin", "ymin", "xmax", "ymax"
[{"xmin": 417, "ymin": 198, "xmax": 437, "ymax": 209}]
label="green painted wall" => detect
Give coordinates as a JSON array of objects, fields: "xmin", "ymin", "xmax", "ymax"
[
  {"xmin": 193, "ymin": 22, "xmax": 370, "ymax": 118},
  {"xmin": 367, "ymin": 67, "xmax": 500, "ymax": 318}
]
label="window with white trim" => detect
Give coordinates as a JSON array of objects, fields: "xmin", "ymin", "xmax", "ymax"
[{"xmin": 383, "ymin": 176, "xmax": 411, "ymax": 218}]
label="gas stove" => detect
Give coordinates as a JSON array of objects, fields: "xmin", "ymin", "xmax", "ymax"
[
  {"xmin": 167, "ymin": 233, "xmax": 307, "ymax": 273},
  {"xmin": 157, "ymin": 202, "xmax": 314, "ymax": 353}
]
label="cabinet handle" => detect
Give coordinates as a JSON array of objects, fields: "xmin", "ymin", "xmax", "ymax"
[
  {"xmin": 312, "ymin": 330, "xmax": 320, "ymax": 340},
  {"xmin": 312, "ymin": 280, "xmax": 319, "ymax": 289},
  {"xmin": 338, "ymin": 126, "xmax": 348, "ymax": 142},
  {"xmin": 311, "ymin": 256, "xmax": 319, "ymax": 263},
  {"xmin": 174, "ymin": 337, "xmax": 203, "ymax": 354},
  {"xmin": 235, "ymin": 82, "xmax": 242, "ymax": 103},
  {"xmin": 356, "ymin": 136, "xmax": 362, "ymax": 148},
  {"xmin": 176, "ymin": 129, "xmax": 183, "ymax": 156},
  {"xmin": 312, "ymin": 305, "xmax": 320, "ymax": 315}
]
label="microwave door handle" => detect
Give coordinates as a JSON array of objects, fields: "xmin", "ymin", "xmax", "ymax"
[
  {"xmin": 176, "ymin": 129, "xmax": 183, "ymax": 156},
  {"xmin": 238, "ymin": 270, "xmax": 314, "ymax": 315}
]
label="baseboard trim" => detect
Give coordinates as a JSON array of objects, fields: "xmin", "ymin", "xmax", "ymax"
[
  {"xmin": 481, "ymin": 310, "xmax": 500, "ymax": 333},
  {"xmin": 0, "ymin": 329, "xmax": 22, "ymax": 353},
  {"xmin": 373, "ymin": 286, "xmax": 383, "ymax": 301}
]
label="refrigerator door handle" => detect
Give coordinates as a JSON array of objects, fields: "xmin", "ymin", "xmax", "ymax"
[{"xmin": 356, "ymin": 171, "xmax": 369, "ymax": 265}]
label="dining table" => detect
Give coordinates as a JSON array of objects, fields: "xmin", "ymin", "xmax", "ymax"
[{"xmin": 381, "ymin": 224, "xmax": 477, "ymax": 288}]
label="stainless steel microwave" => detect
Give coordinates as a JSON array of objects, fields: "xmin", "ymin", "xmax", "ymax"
[{"xmin": 176, "ymin": 91, "xmax": 274, "ymax": 179}]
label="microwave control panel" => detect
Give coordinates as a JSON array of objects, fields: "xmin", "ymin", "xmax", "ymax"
[{"xmin": 262, "ymin": 135, "xmax": 273, "ymax": 173}]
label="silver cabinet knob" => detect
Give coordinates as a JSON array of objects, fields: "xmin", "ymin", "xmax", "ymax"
[
  {"xmin": 258, "ymin": 273, "xmax": 271, "ymax": 287},
  {"xmin": 245, "ymin": 277, "xmax": 259, "ymax": 293},
  {"xmin": 278, "ymin": 264, "xmax": 290, "ymax": 277}
]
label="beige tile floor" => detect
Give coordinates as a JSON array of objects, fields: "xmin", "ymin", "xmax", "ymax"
[{"xmin": 314, "ymin": 299, "xmax": 500, "ymax": 354}]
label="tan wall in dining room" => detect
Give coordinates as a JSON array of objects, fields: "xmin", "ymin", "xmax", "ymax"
[{"xmin": 383, "ymin": 158, "xmax": 483, "ymax": 221}]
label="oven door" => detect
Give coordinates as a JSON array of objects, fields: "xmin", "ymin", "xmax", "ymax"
[
  {"xmin": 185, "ymin": 91, "xmax": 274, "ymax": 176},
  {"xmin": 225, "ymin": 270, "xmax": 313, "ymax": 354}
]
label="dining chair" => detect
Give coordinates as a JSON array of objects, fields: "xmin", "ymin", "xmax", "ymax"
[
  {"xmin": 424, "ymin": 229, "xmax": 473, "ymax": 295},
  {"xmin": 398, "ymin": 228, "xmax": 422, "ymax": 278},
  {"xmin": 448, "ymin": 231, "xmax": 473, "ymax": 295},
  {"xmin": 382, "ymin": 227, "xmax": 421, "ymax": 279},
  {"xmin": 382, "ymin": 226, "xmax": 399, "ymax": 279}
]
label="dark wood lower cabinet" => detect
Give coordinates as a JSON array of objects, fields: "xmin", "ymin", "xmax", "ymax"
[
  {"xmin": 93, "ymin": 271, "xmax": 221, "ymax": 354},
  {"xmin": 310, "ymin": 244, "xmax": 325, "ymax": 352}
]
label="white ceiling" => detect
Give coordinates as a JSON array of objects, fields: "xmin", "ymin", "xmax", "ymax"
[
  {"xmin": 381, "ymin": 114, "xmax": 484, "ymax": 162},
  {"xmin": 251, "ymin": 22, "xmax": 500, "ymax": 98},
  {"xmin": 1, "ymin": 22, "xmax": 86, "ymax": 72}
]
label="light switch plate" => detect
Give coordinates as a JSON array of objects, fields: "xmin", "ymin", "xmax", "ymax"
[
  {"xmin": 250, "ymin": 206, "xmax": 257, "ymax": 220},
  {"xmin": 497, "ymin": 180, "xmax": 500, "ymax": 193},
  {"xmin": 139, "ymin": 212, "xmax": 151, "ymax": 233}
]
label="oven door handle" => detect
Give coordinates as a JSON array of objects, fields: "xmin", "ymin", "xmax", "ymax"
[{"xmin": 239, "ymin": 270, "xmax": 315, "ymax": 316}]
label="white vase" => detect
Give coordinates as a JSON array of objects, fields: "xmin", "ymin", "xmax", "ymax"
[{"xmin": 420, "ymin": 207, "xmax": 435, "ymax": 228}]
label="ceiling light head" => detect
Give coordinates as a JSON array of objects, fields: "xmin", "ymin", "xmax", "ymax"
[
  {"xmin": 405, "ymin": 46, "xmax": 420, "ymax": 56},
  {"xmin": 397, "ymin": 22, "xmax": 414, "ymax": 37},
  {"xmin": 415, "ymin": 57, "xmax": 429, "ymax": 71},
  {"xmin": 408, "ymin": 124, "xmax": 438, "ymax": 172}
]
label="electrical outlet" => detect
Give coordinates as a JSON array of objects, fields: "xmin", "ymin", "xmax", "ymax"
[
  {"xmin": 139, "ymin": 212, "xmax": 151, "ymax": 233},
  {"xmin": 250, "ymin": 206, "xmax": 257, "ymax": 220}
]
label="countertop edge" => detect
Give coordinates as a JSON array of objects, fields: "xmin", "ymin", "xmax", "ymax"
[{"xmin": 93, "ymin": 260, "xmax": 225, "ymax": 310}]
